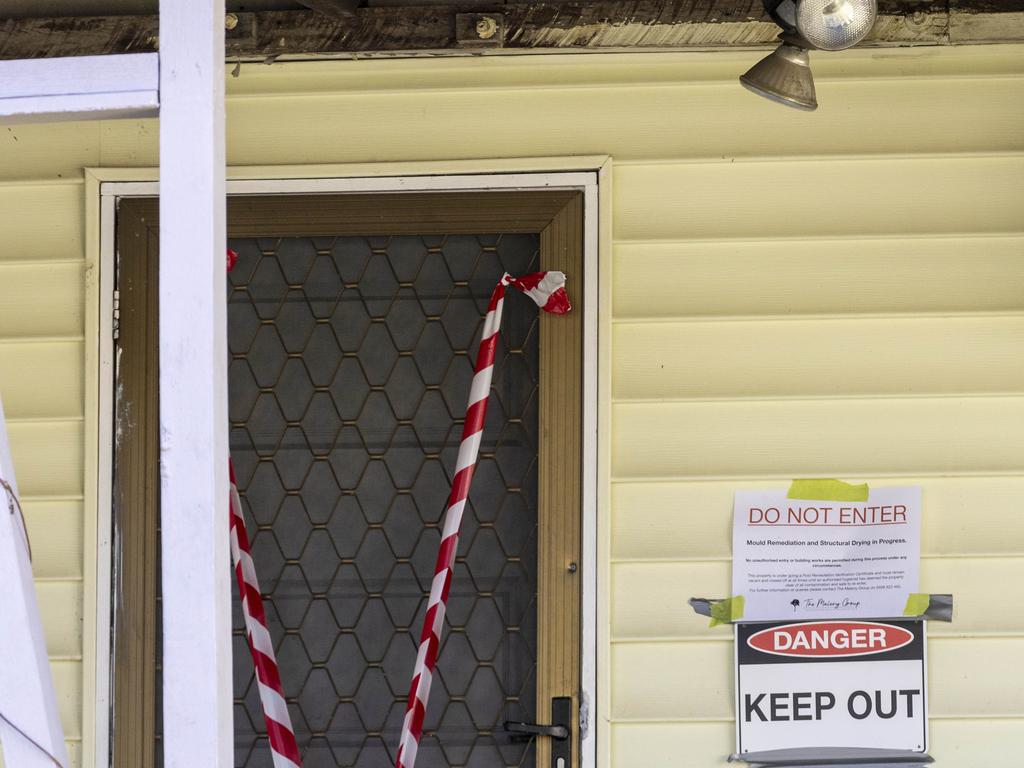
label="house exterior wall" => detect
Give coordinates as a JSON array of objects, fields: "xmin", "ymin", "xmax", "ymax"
[{"xmin": 0, "ymin": 43, "xmax": 1022, "ymax": 767}]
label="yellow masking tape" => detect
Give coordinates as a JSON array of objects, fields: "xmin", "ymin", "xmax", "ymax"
[
  {"xmin": 709, "ymin": 595, "xmax": 745, "ymax": 627},
  {"xmin": 788, "ymin": 478, "xmax": 869, "ymax": 502},
  {"xmin": 904, "ymin": 593, "xmax": 931, "ymax": 616}
]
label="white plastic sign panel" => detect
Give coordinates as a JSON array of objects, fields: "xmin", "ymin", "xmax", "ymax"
[
  {"xmin": 733, "ymin": 487, "xmax": 921, "ymax": 621},
  {"xmin": 735, "ymin": 619, "xmax": 928, "ymax": 754},
  {"xmin": 0, "ymin": 395, "xmax": 69, "ymax": 767}
]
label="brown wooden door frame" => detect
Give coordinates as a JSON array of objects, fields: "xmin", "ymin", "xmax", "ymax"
[
  {"xmin": 112, "ymin": 190, "xmax": 585, "ymax": 767},
  {"xmin": 112, "ymin": 197, "xmax": 161, "ymax": 768}
]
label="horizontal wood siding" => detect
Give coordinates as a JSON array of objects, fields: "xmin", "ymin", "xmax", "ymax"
[
  {"xmin": 100, "ymin": 76, "xmax": 1024, "ymax": 167},
  {"xmin": 95, "ymin": 48, "xmax": 1024, "ymax": 169},
  {"xmin": 613, "ymin": 398, "xmax": 1024, "ymax": 478},
  {"xmin": 0, "ymin": 182, "xmax": 86, "ymax": 764},
  {"xmin": 612, "ymin": 155, "xmax": 1024, "ymax": 240},
  {"xmin": 613, "ymin": 237, "xmax": 1024, "ymax": 318},
  {"xmin": 612, "ymin": 560, "xmax": 1024, "ymax": 639},
  {"xmin": 611, "ymin": 720, "xmax": 1021, "ymax": 767},
  {"xmin": 611, "ymin": 638, "xmax": 1024, "ymax": 720},
  {"xmin": 0, "ymin": 184, "xmax": 85, "ymax": 259},
  {"xmin": 0, "ymin": 340, "xmax": 84, "ymax": 418},
  {"xmin": 0, "ymin": 42, "xmax": 1020, "ymax": 767},
  {"xmin": 612, "ymin": 478, "xmax": 1024, "ymax": 559},
  {"xmin": 597, "ymin": 44, "xmax": 1024, "ymax": 765},
  {"xmin": 23, "ymin": 499, "xmax": 86, "ymax": 579},
  {"xmin": 614, "ymin": 316, "xmax": 1024, "ymax": 400}
]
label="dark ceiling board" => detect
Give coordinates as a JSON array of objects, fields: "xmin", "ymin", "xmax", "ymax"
[
  {"xmin": 0, "ymin": 0, "xmax": 305, "ymax": 18},
  {"xmin": 1, "ymin": 2, "xmax": 1021, "ymax": 60},
  {"xmin": 294, "ymin": 0, "xmax": 360, "ymax": 18}
]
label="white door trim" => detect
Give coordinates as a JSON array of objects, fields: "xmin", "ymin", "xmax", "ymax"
[{"xmin": 96, "ymin": 168, "xmax": 603, "ymax": 767}]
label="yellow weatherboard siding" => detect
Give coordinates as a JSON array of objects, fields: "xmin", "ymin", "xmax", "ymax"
[{"xmin": 0, "ymin": 43, "xmax": 1021, "ymax": 767}]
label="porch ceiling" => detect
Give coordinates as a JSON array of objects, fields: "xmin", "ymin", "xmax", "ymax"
[
  {"xmin": 2, "ymin": 1, "xmax": 1023, "ymax": 59},
  {"xmin": 2, "ymin": 1, "xmax": 304, "ymax": 17}
]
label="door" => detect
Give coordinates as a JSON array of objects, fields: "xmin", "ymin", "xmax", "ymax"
[{"xmin": 112, "ymin": 191, "xmax": 584, "ymax": 768}]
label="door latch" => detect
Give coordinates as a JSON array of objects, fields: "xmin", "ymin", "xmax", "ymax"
[
  {"xmin": 504, "ymin": 721, "xmax": 568, "ymax": 740},
  {"xmin": 503, "ymin": 696, "xmax": 572, "ymax": 767}
]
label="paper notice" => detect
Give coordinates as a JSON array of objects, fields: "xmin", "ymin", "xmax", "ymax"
[{"xmin": 733, "ymin": 487, "xmax": 921, "ymax": 622}]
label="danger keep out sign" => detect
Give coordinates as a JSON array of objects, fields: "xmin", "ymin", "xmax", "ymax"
[{"xmin": 736, "ymin": 620, "xmax": 927, "ymax": 753}]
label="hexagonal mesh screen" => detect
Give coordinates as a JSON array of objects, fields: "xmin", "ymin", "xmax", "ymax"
[{"xmin": 226, "ymin": 234, "xmax": 541, "ymax": 767}]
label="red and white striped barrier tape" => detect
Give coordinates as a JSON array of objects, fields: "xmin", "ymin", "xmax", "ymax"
[
  {"xmin": 395, "ymin": 271, "xmax": 571, "ymax": 768},
  {"xmin": 227, "ymin": 249, "xmax": 301, "ymax": 766},
  {"xmin": 229, "ymin": 461, "xmax": 303, "ymax": 768}
]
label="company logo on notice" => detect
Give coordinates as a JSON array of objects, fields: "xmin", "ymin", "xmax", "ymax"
[{"xmin": 747, "ymin": 621, "xmax": 913, "ymax": 659}]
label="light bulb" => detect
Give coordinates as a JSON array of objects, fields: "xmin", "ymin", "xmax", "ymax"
[
  {"xmin": 796, "ymin": 0, "xmax": 876, "ymax": 51},
  {"xmin": 823, "ymin": 1, "xmax": 856, "ymax": 29}
]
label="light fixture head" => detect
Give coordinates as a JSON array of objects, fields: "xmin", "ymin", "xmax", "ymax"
[
  {"xmin": 739, "ymin": 0, "xmax": 876, "ymax": 109},
  {"xmin": 796, "ymin": 0, "xmax": 877, "ymax": 50},
  {"xmin": 739, "ymin": 41, "xmax": 817, "ymax": 111}
]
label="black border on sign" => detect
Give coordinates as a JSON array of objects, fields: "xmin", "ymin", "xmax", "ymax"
[
  {"xmin": 737, "ymin": 620, "xmax": 924, "ymax": 665},
  {"xmin": 734, "ymin": 619, "xmax": 929, "ymax": 754}
]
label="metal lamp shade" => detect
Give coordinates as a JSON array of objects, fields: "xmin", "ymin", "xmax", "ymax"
[{"xmin": 739, "ymin": 43, "xmax": 818, "ymax": 111}]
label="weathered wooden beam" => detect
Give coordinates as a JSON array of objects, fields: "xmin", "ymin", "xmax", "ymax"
[
  {"xmin": 950, "ymin": 0, "xmax": 1024, "ymax": 43},
  {"xmin": 295, "ymin": 0, "xmax": 360, "ymax": 19},
  {"xmin": 1, "ymin": 2, "xmax": 1022, "ymax": 60}
]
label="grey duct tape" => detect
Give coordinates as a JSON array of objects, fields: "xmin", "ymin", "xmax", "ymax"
[
  {"xmin": 914, "ymin": 593, "xmax": 953, "ymax": 622},
  {"xmin": 727, "ymin": 747, "xmax": 934, "ymax": 767},
  {"xmin": 689, "ymin": 597, "xmax": 717, "ymax": 618},
  {"xmin": 689, "ymin": 595, "xmax": 953, "ymax": 623}
]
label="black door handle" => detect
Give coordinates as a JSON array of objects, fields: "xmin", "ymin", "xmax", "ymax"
[
  {"xmin": 503, "ymin": 721, "xmax": 569, "ymax": 740},
  {"xmin": 504, "ymin": 697, "xmax": 573, "ymax": 768}
]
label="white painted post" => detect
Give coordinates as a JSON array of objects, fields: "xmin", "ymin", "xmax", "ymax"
[{"xmin": 158, "ymin": 1, "xmax": 232, "ymax": 766}]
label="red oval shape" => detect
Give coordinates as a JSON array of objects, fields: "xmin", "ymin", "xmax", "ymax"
[{"xmin": 747, "ymin": 621, "xmax": 913, "ymax": 658}]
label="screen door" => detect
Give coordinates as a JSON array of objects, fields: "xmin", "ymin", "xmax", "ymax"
[{"xmin": 111, "ymin": 192, "xmax": 584, "ymax": 768}]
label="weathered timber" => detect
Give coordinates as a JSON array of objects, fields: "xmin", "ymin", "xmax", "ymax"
[
  {"xmin": 1, "ymin": 2, "xmax": 1022, "ymax": 60},
  {"xmin": 295, "ymin": 0, "xmax": 360, "ymax": 19},
  {"xmin": 950, "ymin": 0, "xmax": 1024, "ymax": 43}
]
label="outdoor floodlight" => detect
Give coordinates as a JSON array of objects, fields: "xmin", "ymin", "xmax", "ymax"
[
  {"xmin": 740, "ymin": 41, "xmax": 817, "ymax": 111},
  {"xmin": 740, "ymin": 0, "xmax": 878, "ymax": 110}
]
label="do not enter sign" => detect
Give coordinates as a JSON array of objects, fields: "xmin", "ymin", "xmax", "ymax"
[{"xmin": 735, "ymin": 619, "xmax": 928, "ymax": 753}]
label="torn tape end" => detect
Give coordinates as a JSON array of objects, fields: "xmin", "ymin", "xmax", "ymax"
[{"xmin": 688, "ymin": 597, "xmax": 713, "ymax": 618}]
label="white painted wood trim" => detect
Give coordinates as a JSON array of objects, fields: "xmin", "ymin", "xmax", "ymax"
[
  {"xmin": 98, "ymin": 167, "xmax": 602, "ymax": 766},
  {"xmin": 157, "ymin": 1, "xmax": 233, "ymax": 766},
  {"xmin": 221, "ymin": 171, "xmax": 598, "ymax": 195},
  {"xmin": 88, "ymin": 189, "xmax": 117, "ymax": 768},
  {"xmin": 580, "ymin": 172, "xmax": 601, "ymax": 768},
  {"xmin": 0, "ymin": 54, "xmax": 158, "ymax": 125},
  {"xmin": 99, "ymin": 170, "xmax": 604, "ymax": 198},
  {"xmin": 89, "ymin": 156, "xmax": 611, "ymax": 189},
  {"xmin": 594, "ymin": 158, "xmax": 615, "ymax": 768}
]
